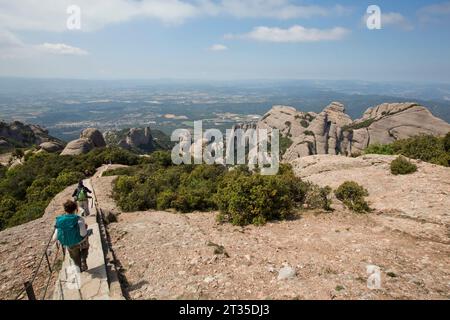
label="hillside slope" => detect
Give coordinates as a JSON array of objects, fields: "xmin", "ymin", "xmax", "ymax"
[
  {"xmin": 0, "ymin": 121, "xmax": 64, "ymax": 153},
  {"xmin": 89, "ymin": 159, "xmax": 449, "ymax": 300}
]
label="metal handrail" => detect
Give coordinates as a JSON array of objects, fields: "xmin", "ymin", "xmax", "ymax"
[{"xmin": 15, "ymin": 226, "xmax": 63, "ymax": 300}]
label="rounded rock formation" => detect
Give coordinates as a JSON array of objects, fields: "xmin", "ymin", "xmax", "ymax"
[
  {"xmin": 60, "ymin": 138, "xmax": 93, "ymax": 156},
  {"xmin": 39, "ymin": 141, "xmax": 64, "ymax": 153},
  {"xmin": 80, "ymin": 128, "xmax": 106, "ymax": 148}
]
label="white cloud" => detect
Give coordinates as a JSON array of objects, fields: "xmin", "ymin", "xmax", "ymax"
[
  {"xmin": 418, "ymin": 1, "xmax": 450, "ymax": 24},
  {"xmin": 382, "ymin": 12, "xmax": 414, "ymax": 31},
  {"xmin": 0, "ymin": 29, "xmax": 89, "ymax": 59},
  {"xmin": 362, "ymin": 12, "xmax": 413, "ymax": 31},
  {"xmin": 36, "ymin": 43, "xmax": 89, "ymax": 55},
  {"xmin": 0, "ymin": 28, "xmax": 27, "ymax": 58},
  {"xmin": 0, "ymin": 0, "xmax": 200, "ymax": 32},
  {"xmin": 226, "ymin": 25, "xmax": 350, "ymax": 43},
  {"xmin": 0, "ymin": 0, "xmax": 353, "ymax": 33},
  {"xmin": 208, "ymin": 44, "xmax": 228, "ymax": 51}
]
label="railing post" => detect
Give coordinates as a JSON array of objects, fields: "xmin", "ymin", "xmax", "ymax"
[
  {"xmin": 44, "ymin": 252, "xmax": 52, "ymax": 273},
  {"xmin": 24, "ymin": 281, "xmax": 36, "ymax": 300}
]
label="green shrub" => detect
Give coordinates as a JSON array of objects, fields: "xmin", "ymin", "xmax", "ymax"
[
  {"xmin": 0, "ymin": 197, "xmax": 18, "ymax": 230},
  {"xmin": 0, "ymin": 164, "xmax": 6, "ymax": 180},
  {"xmin": 390, "ymin": 156, "xmax": 417, "ymax": 175},
  {"xmin": 334, "ymin": 181, "xmax": 370, "ymax": 213},
  {"xmin": 362, "ymin": 134, "xmax": 450, "ymax": 167},
  {"xmin": 342, "ymin": 119, "xmax": 375, "ymax": 132},
  {"xmin": 215, "ymin": 174, "xmax": 293, "ymax": 226},
  {"xmin": 0, "ymin": 146, "xmax": 143, "ymax": 230},
  {"xmin": 156, "ymin": 190, "xmax": 177, "ymax": 210},
  {"xmin": 148, "ymin": 151, "xmax": 172, "ymax": 168},
  {"xmin": 444, "ymin": 132, "xmax": 450, "ymax": 153},
  {"xmin": 56, "ymin": 171, "xmax": 85, "ymax": 187},
  {"xmin": 300, "ymin": 119, "xmax": 309, "ymax": 128},
  {"xmin": 280, "ymin": 136, "xmax": 293, "ymax": 156},
  {"xmin": 391, "ymin": 134, "xmax": 449, "ymax": 167},
  {"xmin": 364, "ymin": 143, "xmax": 394, "ymax": 155},
  {"xmin": 102, "ymin": 167, "xmax": 137, "ymax": 177},
  {"xmin": 304, "ymin": 184, "xmax": 333, "ymax": 211}
]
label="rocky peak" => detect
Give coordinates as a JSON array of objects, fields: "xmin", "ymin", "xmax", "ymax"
[
  {"xmin": 257, "ymin": 101, "xmax": 450, "ymax": 162},
  {"xmin": 0, "ymin": 120, "xmax": 62, "ymax": 151},
  {"xmin": 361, "ymin": 102, "xmax": 420, "ymax": 121},
  {"xmin": 125, "ymin": 127, "xmax": 153, "ymax": 149},
  {"xmin": 324, "ymin": 101, "xmax": 345, "ymax": 113},
  {"xmin": 61, "ymin": 128, "xmax": 106, "ymax": 156},
  {"xmin": 104, "ymin": 127, "xmax": 158, "ymax": 153},
  {"xmin": 80, "ymin": 128, "xmax": 106, "ymax": 148},
  {"xmin": 323, "ymin": 101, "xmax": 352, "ymax": 127}
]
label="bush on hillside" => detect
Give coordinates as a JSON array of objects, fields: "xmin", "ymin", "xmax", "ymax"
[
  {"xmin": 215, "ymin": 173, "xmax": 295, "ymax": 226},
  {"xmin": 390, "ymin": 156, "xmax": 417, "ymax": 175},
  {"xmin": 444, "ymin": 132, "xmax": 450, "ymax": 153},
  {"xmin": 0, "ymin": 146, "xmax": 143, "ymax": 230},
  {"xmin": 304, "ymin": 184, "xmax": 333, "ymax": 211},
  {"xmin": 334, "ymin": 181, "xmax": 370, "ymax": 213},
  {"xmin": 280, "ymin": 136, "xmax": 293, "ymax": 156},
  {"xmin": 112, "ymin": 161, "xmax": 331, "ymax": 226},
  {"xmin": 390, "ymin": 134, "xmax": 449, "ymax": 167},
  {"xmin": 364, "ymin": 143, "xmax": 395, "ymax": 155},
  {"xmin": 363, "ymin": 134, "xmax": 450, "ymax": 167},
  {"xmin": 0, "ymin": 164, "xmax": 6, "ymax": 179}
]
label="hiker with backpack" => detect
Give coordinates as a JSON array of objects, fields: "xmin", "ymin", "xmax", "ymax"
[
  {"xmin": 73, "ymin": 180, "xmax": 92, "ymax": 217},
  {"xmin": 53, "ymin": 200, "xmax": 90, "ymax": 272}
]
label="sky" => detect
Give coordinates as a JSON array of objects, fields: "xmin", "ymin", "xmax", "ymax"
[{"xmin": 0, "ymin": 0, "xmax": 450, "ymax": 82}]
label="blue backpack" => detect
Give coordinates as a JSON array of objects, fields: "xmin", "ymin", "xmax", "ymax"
[{"xmin": 55, "ymin": 214, "xmax": 84, "ymax": 247}]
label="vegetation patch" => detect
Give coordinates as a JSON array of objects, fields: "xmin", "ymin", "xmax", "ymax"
[
  {"xmin": 0, "ymin": 147, "xmax": 141, "ymax": 230},
  {"xmin": 342, "ymin": 119, "xmax": 375, "ymax": 132},
  {"xmin": 280, "ymin": 135, "xmax": 293, "ymax": 156},
  {"xmin": 364, "ymin": 133, "xmax": 450, "ymax": 167},
  {"xmin": 334, "ymin": 181, "xmax": 370, "ymax": 213},
  {"xmin": 113, "ymin": 159, "xmax": 333, "ymax": 227},
  {"xmin": 364, "ymin": 143, "xmax": 394, "ymax": 155},
  {"xmin": 300, "ymin": 119, "xmax": 309, "ymax": 128},
  {"xmin": 390, "ymin": 156, "xmax": 417, "ymax": 175}
]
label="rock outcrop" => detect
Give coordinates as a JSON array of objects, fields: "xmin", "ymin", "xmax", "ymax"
[
  {"xmin": 61, "ymin": 128, "xmax": 105, "ymax": 156},
  {"xmin": 61, "ymin": 138, "xmax": 93, "ymax": 156},
  {"xmin": 0, "ymin": 120, "xmax": 62, "ymax": 151},
  {"xmin": 291, "ymin": 154, "xmax": 450, "ymax": 243},
  {"xmin": 80, "ymin": 128, "xmax": 106, "ymax": 148},
  {"xmin": 258, "ymin": 102, "xmax": 450, "ymax": 161},
  {"xmin": 105, "ymin": 127, "xmax": 158, "ymax": 153},
  {"xmin": 39, "ymin": 141, "xmax": 64, "ymax": 153}
]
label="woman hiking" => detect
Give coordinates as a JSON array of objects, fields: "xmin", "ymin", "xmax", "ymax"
[{"xmin": 72, "ymin": 180, "xmax": 92, "ymax": 217}]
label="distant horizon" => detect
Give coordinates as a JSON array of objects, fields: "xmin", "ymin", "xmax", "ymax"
[{"xmin": 1, "ymin": 76, "xmax": 450, "ymax": 86}]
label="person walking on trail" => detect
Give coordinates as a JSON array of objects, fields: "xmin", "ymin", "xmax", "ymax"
[
  {"xmin": 53, "ymin": 200, "xmax": 90, "ymax": 272},
  {"xmin": 73, "ymin": 180, "xmax": 92, "ymax": 217}
]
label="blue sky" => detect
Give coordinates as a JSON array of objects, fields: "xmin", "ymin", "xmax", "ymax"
[{"xmin": 0, "ymin": 0, "xmax": 450, "ymax": 82}]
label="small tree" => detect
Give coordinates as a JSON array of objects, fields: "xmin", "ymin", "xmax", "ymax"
[
  {"xmin": 390, "ymin": 156, "xmax": 417, "ymax": 175},
  {"xmin": 334, "ymin": 181, "xmax": 370, "ymax": 213}
]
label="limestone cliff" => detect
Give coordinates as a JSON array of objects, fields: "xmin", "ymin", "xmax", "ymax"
[{"xmin": 257, "ymin": 102, "xmax": 450, "ymax": 161}]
